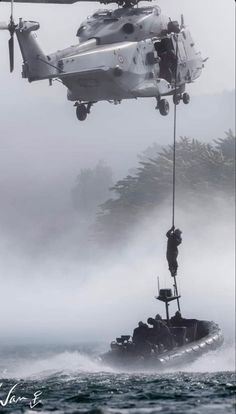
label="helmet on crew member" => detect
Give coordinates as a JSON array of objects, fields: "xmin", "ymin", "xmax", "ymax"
[{"xmin": 147, "ymin": 317, "xmax": 155, "ymax": 325}]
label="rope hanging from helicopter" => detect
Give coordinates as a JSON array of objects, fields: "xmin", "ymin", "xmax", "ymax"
[
  {"xmin": 172, "ymin": 33, "xmax": 179, "ymax": 229},
  {"xmin": 165, "ymin": 33, "xmax": 182, "ymax": 312}
]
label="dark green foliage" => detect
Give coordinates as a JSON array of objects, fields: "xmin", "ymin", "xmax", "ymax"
[
  {"xmin": 214, "ymin": 129, "xmax": 235, "ymax": 160},
  {"xmin": 96, "ymin": 132, "xmax": 235, "ymax": 243},
  {"xmin": 72, "ymin": 160, "xmax": 113, "ymax": 218}
]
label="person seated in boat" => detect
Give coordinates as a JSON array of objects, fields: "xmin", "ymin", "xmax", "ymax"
[
  {"xmin": 159, "ymin": 320, "xmax": 175, "ymax": 350},
  {"xmin": 170, "ymin": 311, "xmax": 193, "ymax": 327},
  {"xmin": 132, "ymin": 321, "xmax": 151, "ymax": 355},
  {"xmin": 147, "ymin": 317, "xmax": 174, "ymax": 351},
  {"xmin": 170, "ymin": 311, "xmax": 184, "ymax": 326},
  {"xmin": 147, "ymin": 317, "xmax": 158, "ymax": 345},
  {"xmin": 170, "ymin": 312, "xmax": 198, "ymax": 342},
  {"xmin": 170, "ymin": 311, "xmax": 188, "ymax": 345},
  {"xmin": 166, "ymin": 226, "xmax": 182, "ymax": 277},
  {"xmin": 155, "ymin": 314, "xmax": 167, "ymax": 324}
]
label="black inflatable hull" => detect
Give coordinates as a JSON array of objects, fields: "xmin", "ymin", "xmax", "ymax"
[{"xmin": 101, "ymin": 321, "xmax": 223, "ymax": 370}]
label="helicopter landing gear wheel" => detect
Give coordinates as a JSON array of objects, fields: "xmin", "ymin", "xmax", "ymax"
[
  {"xmin": 76, "ymin": 104, "xmax": 87, "ymax": 121},
  {"xmin": 173, "ymin": 94, "xmax": 181, "ymax": 105},
  {"xmin": 183, "ymin": 92, "xmax": 190, "ymax": 105},
  {"xmin": 159, "ymin": 99, "xmax": 169, "ymax": 116}
]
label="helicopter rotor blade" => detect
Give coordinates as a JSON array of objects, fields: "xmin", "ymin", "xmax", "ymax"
[
  {"xmin": 0, "ymin": 0, "xmax": 16, "ymax": 72},
  {"xmin": 0, "ymin": 0, "xmax": 76, "ymax": 2},
  {"xmin": 0, "ymin": 0, "xmax": 112, "ymax": 3},
  {"xmin": 7, "ymin": 0, "xmax": 16, "ymax": 72}
]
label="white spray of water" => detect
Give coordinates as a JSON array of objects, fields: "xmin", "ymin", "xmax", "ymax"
[
  {"xmin": 179, "ymin": 345, "xmax": 235, "ymax": 373},
  {"xmin": 0, "ymin": 350, "xmax": 116, "ymax": 380},
  {"xmin": 1, "ymin": 342, "xmax": 234, "ymax": 380},
  {"xmin": 167, "ymin": 343, "xmax": 235, "ymax": 374}
]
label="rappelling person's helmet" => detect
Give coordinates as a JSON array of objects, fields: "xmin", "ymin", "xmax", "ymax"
[{"xmin": 174, "ymin": 229, "xmax": 182, "ymax": 236}]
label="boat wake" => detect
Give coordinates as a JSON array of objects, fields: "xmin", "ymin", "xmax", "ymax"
[
  {"xmin": 0, "ymin": 342, "xmax": 234, "ymax": 380},
  {"xmin": 0, "ymin": 350, "xmax": 115, "ymax": 380},
  {"xmin": 176, "ymin": 342, "xmax": 235, "ymax": 373}
]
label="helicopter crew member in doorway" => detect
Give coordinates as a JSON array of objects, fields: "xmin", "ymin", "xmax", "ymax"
[
  {"xmin": 166, "ymin": 226, "xmax": 182, "ymax": 276},
  {"xmin": 155, "ymin": 37, "xmax": 178, "ymax": 84}
]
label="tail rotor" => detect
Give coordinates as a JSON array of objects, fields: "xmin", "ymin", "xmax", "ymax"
[{"xmin": 0, "ymin": 0, "xmax": 16, "ymax": 72}]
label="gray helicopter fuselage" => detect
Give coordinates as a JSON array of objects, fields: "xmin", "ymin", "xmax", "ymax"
[
  {"xmin": 59, "ymin": 28, "xmax": 202, "ymax": 103},
  {"xmin": 63, "ymin": 39, "xmax": 166, "ymax": 102},
  {"xmin": 61, "ymin": 5, "xmax": 202, "ymax": 102},
  {"xmin": 15, "ymin": 14, "xmax": 203, "ymax": 102},
  {"xmin": 6, "ymin": 3, "xmax": 204, "ymax": 120}
]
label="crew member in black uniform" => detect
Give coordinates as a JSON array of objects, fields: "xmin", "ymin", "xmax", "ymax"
[
  {"xmin": 147, "ymin": 316, "xmax": 174, "ymax": 351},
  {"xmin": 132, "ymin": 321, "xmax": 151, "ymax": 355},
  {"xmin": 166, "ymin": 226, "xmax": 182, "ymax": 277},
  {"xmin": 154, "ymin": 37, "xmax": 178, "ymax": 84},
  {"xmin": 170, "ymin": 311, "xmax": 183, "ymax": 326}
]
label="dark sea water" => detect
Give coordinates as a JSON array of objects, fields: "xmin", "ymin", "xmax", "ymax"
[{"xmin": 0, "ymin": 343, "xmax": 235, "ymax": 414}]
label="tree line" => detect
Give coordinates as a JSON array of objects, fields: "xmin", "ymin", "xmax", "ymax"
[{"xmin": 95, "ymin": 130, "xmax": 235, "ymax": 243}]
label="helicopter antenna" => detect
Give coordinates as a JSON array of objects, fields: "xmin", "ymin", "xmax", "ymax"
[
  {"xmin": 157, "ymin": 276, "xmax": 160, "ymax": 295},
  {"xmin": 10, "ymin": 0, "xmax": 13, "ymax": 19}
]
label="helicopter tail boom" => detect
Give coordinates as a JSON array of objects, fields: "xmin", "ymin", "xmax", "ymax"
[{"xmin": 16, "ymin": 19, "xmax": 58, "ymax": 81}]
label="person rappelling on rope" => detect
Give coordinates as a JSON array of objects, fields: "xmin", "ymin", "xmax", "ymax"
[{"xmin": 166, "ymin": 226, "xmax": 182, "ymax": 277}]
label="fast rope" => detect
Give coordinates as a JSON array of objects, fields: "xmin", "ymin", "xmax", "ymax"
[
  {"xmin": 172, "ymin": 34, "xmax": 181, "ymax": 311},
  {"xmin": 172, "ymin": 33, "xmax": 179, "ymax": 229}
]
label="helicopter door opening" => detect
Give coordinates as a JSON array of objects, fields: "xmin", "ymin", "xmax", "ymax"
[{"xmin": 154, "ymin": 37, "xmax": 177, "ymax": 84}]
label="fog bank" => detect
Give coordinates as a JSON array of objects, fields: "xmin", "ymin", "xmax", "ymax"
[{"xmin": 0, "ymin": 195, "xmax": 234, "ymax": 345}]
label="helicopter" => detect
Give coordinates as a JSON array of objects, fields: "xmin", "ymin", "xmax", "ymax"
[{"xmin": 0, "ymin": 0, "xmax": 205, "ymax": 121}]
